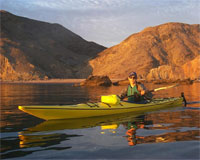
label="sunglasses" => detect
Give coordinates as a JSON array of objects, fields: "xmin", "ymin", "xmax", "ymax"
[{"xmin": 129, "ymin": 76, "xmax": 136, "ymax": 79}]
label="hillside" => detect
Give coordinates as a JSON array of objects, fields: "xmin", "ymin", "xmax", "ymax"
[
  {"xmin": 1, "ymin": 11, "xmax": 199, "ymax": 81},
  {"xmin": 0, "ymin": 10, "xmax": 106, "ymax": 81},
  {"xmin": 89, "ymin": 23, "xmax": 200, "ymax": 80}
]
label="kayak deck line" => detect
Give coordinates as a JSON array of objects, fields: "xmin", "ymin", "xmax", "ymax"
[
  {"xmin": 101, "ymin": 102, "xmax": 111, "ymax": 107},
  {"xmin": 86, "ymin": 102, "xmax": 100, "ymax": 107}
]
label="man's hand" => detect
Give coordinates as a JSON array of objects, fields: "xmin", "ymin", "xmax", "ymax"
[
  {"xmin": 134, "ymin": 92, "xmax": 141, "ymax": 102},
  {"xmin": 140, "ymin": 90, "xmax": 146, "ymax": 96}
]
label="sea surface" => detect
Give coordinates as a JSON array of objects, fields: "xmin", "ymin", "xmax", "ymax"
[{"xmin": 0, "ymin": 82, "xmax": 200, "ymax": 159}]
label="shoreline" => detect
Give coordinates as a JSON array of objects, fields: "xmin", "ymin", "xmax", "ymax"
[
  {"xmin": 1, "ymin": 78, "xmax": 198, "ymax": 85},
  {"xmin": 0, "ymin": 79, "xmax": 86, "ymax": 84},
  {"xmin": 0, "ymin": 78, "xmax": 125, "ymax": 84}
]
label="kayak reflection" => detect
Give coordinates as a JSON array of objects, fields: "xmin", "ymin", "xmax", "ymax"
[
  {"xmin": 18, "ymin": 112, "xmax": 142, "ymax": 149},
  {"xmin": 21, "ymin": 112, "xmax": 142, "ymax": 133},
  {"xmin": 18, "ymin": 133, "xmax": 81, "ymax": 149},
  {"xmin": 101, "ymin": 124, "xmax": 119, "ymax": 134},
  {"xmin": 18, "ymin": 109, "xmax": 200, "ymax": 149}
]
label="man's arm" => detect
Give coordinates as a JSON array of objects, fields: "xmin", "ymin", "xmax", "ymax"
[
  {"xmin": 118, "ymin": 87, "xmax": 128, "ymax": 100},
  {"xmin": 138, "ymin": 83, "xmax": 153, "ymax": 99},
  {"xmin": 138, "ymin": 83, "xmax": 146, "ymax": 96}
]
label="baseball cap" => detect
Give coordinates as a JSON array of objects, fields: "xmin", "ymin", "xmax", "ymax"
[{"xmin": 128, "ymin": 72, "xmax": 137, "ymax": 79}]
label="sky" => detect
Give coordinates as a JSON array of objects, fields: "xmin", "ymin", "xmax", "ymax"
[{"xmin": 0, "ymin": 0, "xmax": 199, "ymax": 47}]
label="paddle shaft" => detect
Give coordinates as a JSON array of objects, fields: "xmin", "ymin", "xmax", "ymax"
[{"xmin": 148, "ymin": 84, "xmax": 179, "ymax": 93}]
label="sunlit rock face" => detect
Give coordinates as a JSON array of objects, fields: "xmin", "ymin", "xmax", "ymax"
[
  {"xmin": 89, "ymin": 23, "xmax": 200, "ymax": 80},
  {"xmin": 146, "ymin": 56, "xmax": 200, "ymax": 81}
]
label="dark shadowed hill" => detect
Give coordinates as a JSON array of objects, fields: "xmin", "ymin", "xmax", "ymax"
[
  {"xmin": 89, "ymin": 22, "xmax": 200, "ymax": 80},
  {"xmin": 0, "ymin": 10, "xmax": 106, "ymax": 81}
]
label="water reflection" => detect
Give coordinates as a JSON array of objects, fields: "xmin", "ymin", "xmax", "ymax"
[
  {"xmin": 1, "ymin": 109, "xmax": 199, "ymax": 159},
  {"xmin": 0, "ymin": 112, "xmax": 140, "ymax": 159},
  {"xmin": 101, "ymin": 124, "xmax": 119, "ymax": 134},
  {"xmin": 16, "ymin": 109, "xmax": 200, "ymax": 150},
  {"xmin": 0, "ymin": 83, "xmax": 200, "ymax": 159},
  {"xmin": 0, "ymin": 83, "xmax": 90, "ymax": 107},
  {"xmin": 21, "ymin": 112, "xmax": 142, "ymax": 133},
  {"xmin": 122, "ymin": 116, "xmax": 146, "ymax": 146},
  {"xmin": 18, "ymin": 133, "xmax": 81, "ymax": 149},
  {"xmin": 1, "ymin": 133, "xmax": 78, "ymax": 159},
  {"xmin": 0, "ymin": 83, "xmax": 90, "ymax": 132},
  {"xmin": 122, "ymin": 110, "xmax": 200, "ymax": 147}
]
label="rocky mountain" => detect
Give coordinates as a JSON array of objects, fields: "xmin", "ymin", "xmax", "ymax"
[
  {"xmin": 0, "ymin": 10, "xmax": 106, "ymax": 81},
  {"xmin": 1, "ymin": 11, "xmax": 199, "ymax": 82},
  {"xmin": 89, "ymin": 23, "xmax": 200, "ymax": 80}
]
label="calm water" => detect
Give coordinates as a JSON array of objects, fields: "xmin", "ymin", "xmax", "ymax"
[{"xmin": 0, "ymin": 82, "xmax": 200, "ymax": 159}]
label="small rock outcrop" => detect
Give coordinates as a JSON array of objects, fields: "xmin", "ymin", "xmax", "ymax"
[{"xmin": 80, "ymin": 76, "xmax": 112, "ymax": 87}]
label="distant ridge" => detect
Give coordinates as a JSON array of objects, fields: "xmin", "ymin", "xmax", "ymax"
[
  {"xmin": 0, "ymin": 10, "xmax": 106, "ymax": 81},
  {"xmin": 89, "ymin": 22, "xmax": 200, "ymax": 80}
]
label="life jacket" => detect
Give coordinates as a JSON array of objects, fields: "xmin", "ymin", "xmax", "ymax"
[{"xmin": 127, "ymin": 84, "xmax": 144, "ymax": 102}]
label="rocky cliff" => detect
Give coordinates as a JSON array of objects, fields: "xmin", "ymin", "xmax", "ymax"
[
  {"xmin": 147, "ymin": 55, "xmax": 200, "ymax": 81},
  {"xmin": 89, "ymin": 23, "xmax": 200, "ymax": 80},
  {"xmin": 0, "ymin": 10, "xmax": 106, "ymax": 81}
]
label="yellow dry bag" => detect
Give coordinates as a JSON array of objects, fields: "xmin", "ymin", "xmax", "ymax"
[{"xmin": 101, "ymin": 95, "xmax": 120, "ymax": 105}]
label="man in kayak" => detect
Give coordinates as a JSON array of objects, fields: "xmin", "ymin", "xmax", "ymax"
[{"xmin": 118, "ymin": 72, "xmax": 152, "ymax": 103}]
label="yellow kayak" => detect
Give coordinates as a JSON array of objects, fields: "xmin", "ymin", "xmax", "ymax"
[{"xmin": 18, "ymin": 97, "xmax": 183, "ymax": 120}]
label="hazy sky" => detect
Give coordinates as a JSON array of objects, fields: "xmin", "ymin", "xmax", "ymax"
[{"xmin": 1, "ymin": 0, "xmax": 199, "ymax": 47}]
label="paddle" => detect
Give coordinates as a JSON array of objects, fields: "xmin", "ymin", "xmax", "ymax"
[
  {"xmin": 148, "ymin": 84, "xmax": 179, "ymax": 93},
  {"xmin": 181, "ymin": 92, "xmax": 187, "ymax": 107},
  {"xmin": 142, "ymin": 84, "xmax": 187, "ymax": 107}
]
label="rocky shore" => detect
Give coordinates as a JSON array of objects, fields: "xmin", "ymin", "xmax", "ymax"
[
  {"xmin": 0, "ymin": 79, "xmax": 85, "ymax": 84},
  {"xmin": 1, "ymin": 77, "xmax": 198, "ymax": 86},
  {"xmin": 112, "ymin": 78, "xmax": 196, "ymax": 86}
]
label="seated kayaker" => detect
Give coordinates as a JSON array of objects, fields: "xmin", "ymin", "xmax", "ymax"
[{"xmin": 118, "ymin": 72, "xmax": 152, "ymax": 103}]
